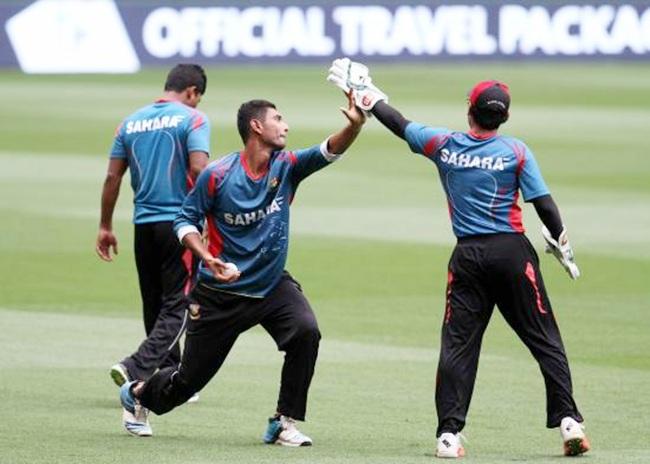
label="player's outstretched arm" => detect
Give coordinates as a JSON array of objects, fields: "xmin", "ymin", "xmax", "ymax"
[
  {"xmin": 96, "ymin": 158, "xmax": 128, "ymax": 262},
  {"xmin": 371, "ymin": 101, "xmax": 411, "ymax": 140},
  {"xmin": 326, "ymin": 90, "xmax": 366, "ymax": 155}
]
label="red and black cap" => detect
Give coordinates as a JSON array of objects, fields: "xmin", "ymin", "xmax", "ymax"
[
  {"xmin": 468, "ymin": 80, "xmax": 510, "ymax": 115},
  {"xmin": 468, "ymin": 80, "xmax": 510, "ymax": 129}
]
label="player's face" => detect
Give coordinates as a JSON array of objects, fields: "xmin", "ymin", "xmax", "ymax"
[{"xmin": 259, "ymin": 108, "xmax": 289, "ymax": 149}]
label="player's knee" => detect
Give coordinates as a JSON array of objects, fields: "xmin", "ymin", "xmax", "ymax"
[{"xmin": 292, "ymin": 317, "xmax": 321, "ymax": 346}]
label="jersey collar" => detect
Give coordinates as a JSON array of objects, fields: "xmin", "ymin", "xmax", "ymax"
[
  {"xmin": 468, "ymin": 129, "xmax": 498, "ymax": 140},
  {"xmin": 240, "ymin": 151, "xmax": 269, "ymax": 181}
]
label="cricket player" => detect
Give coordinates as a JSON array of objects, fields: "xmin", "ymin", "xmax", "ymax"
[
  {"xmin": 327, "ymin": 58, "xmax": 589, "ymax": 458},
  {"xmin": 96, "ymin": 64, "xmax": 209, "ymax": 401},
  {"xmin": 118, "ymin": 91, "xmax": 366, "ymax": 445}
]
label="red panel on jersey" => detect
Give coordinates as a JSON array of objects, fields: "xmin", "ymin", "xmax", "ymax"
[
  {"xmin": 207, "ymin": 215, "xmax": 224, "ymax": 258},
  {"xmin": 207, "ymin": 170, "xmax": 217, "ymax": 197},
  {"xmin": 509, "ymin": 191, "xmax": 524, "ymax": 232},
  {"xmin": 181, "ymin": 249, "xmax": 194, "ymax": 295}
]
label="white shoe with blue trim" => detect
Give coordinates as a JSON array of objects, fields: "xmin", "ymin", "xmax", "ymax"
[
  {"xmin": 263, "ymin": 415, "xmax": 312, "ymax": 447},
  {"xmin": 120, "ymin": 381, "xmax": 152, "ymax": 437}
]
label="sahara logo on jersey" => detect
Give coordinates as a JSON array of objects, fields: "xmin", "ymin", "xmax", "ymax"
[
  {"xmin": 439, "ymin": 148, "xmax": 507, "ymax": 171},
  {"xmin": 125, "ymin": 115, "xmax": 186, "ymax": 134},
  {"xmin": 224, "ymin": 196, "xmax": 284, "ymax": 226}
]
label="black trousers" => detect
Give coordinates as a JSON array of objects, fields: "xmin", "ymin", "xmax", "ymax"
[
  {"xmin": 139, "ymin": 272, "xmax": 321, "ymax": 421},
  {"xmin": 121, "ymin": 222, "xmax": 195, "ymax": 381},
  {"xmin": 435, "ymin": 233, "xmax": 583, "ymax": 436}
]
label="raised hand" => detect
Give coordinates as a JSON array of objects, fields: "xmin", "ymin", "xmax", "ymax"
[{"xmin": 327, "ymin": 57, "xmax": 388, "ymax": 113}]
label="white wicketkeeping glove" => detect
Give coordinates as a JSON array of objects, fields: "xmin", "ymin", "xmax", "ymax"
[
  {"xmin": 326, "ymin": 57, "xmax": 388, "ymax": 113},
  {"xmin": 541, "ymin": 226, "xmax": 580, "ymax": 280}
]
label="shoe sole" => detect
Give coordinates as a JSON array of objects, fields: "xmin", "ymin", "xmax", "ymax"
[
  {"xmin": 564, "ymin": 437, "xmax": 590, "ymax": 456},
  {"xmin": 435, "ymin": 446, "xmax": 465, "ymax": 458},
  {"xmin": 274, "ymin": 439, "xmax": 312, "ymax": 447},
  {"xmin": 110, "ymin": 365, "xmax": 128, "ymax": 387},
  {"xmin": 124, "ymin": 426, "xmax": 152, "ymax": 437}
]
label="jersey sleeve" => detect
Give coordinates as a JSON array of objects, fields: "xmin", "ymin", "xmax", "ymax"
[
  {"xmin": 173, "ymin": 166, "xmax": 216, "ymax": 235},
  {"xmin": 186, "ymin": 111, "xmax": 211, "ymax": 155},
  {"xmin": 404, "ymin": 122, "xmax": 452, "ymax": 158},
  {"xmin": 519, "ymin": 145, "xmax": 550, "ymax": 201},
  {"xmin": 109, "ymin": 123, "xmax": 127, "ymax": 159},
  {"xmin": 290, "ymin": 140, "xmax": 336, "ymax": 185}
]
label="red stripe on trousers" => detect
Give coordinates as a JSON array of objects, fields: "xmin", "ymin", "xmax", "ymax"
[
  {"xmin": 524, "ymin": 262, "xmax": 547, "ymax": 314},
  {"xmin": 445, "ymin": 271, "xmax": 454, "ymax": 323}
]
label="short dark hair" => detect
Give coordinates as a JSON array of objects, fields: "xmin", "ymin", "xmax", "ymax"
[
  {"xmin": 237, "ymin": 100, "xmax": 276, "ymax": 143},
  {"xmin": 164, "ymin": 64, "xmax": 207, "ymax": 95},
  {"xmin": 470, "ymin": 105, "xmax": 509, "ymax": 131}
]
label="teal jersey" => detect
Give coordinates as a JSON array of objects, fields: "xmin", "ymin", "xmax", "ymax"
[
  {"xmin": 405, "ymin": 122, "xmax": 549, "ymax": 238},
  {"xmin": 110, "ymin": 99, "xmax": 210, "ymax": 224},
  {"xmin": 174, "ymin": 142, "xmax": 337, "ymax": 298}
]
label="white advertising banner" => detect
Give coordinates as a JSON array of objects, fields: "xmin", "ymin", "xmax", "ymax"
[{"xmin": 1, "ymin": 1, "xmax": 649, "ymax": 73}]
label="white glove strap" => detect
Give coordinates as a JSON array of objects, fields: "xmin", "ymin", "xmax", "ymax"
[
  {"xmin": 320, "ymin": 138, "xmax": 342, "ymax": 163},
  {"xmin": 177, "ymin": 225, "xmax": 200, "ymax": 243}
]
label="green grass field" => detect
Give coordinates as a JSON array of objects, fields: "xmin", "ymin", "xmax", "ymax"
[{"xmin": 1, "ymin": 63, "xmax": 649, "ymax": 464}]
